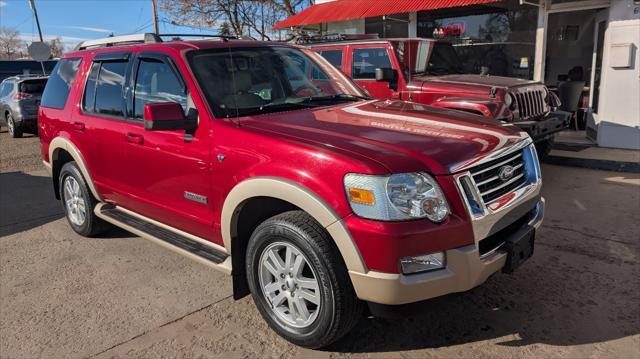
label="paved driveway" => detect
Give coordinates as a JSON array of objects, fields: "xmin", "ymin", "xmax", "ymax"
[{"xmin": 1, "ymin": 131, "xmax": 638, "ymax": 358}]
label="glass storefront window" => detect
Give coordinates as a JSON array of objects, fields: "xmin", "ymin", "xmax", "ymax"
[
  {"xmin": 417, "ymin": 0, "xmax": 538, "ymax": 79},
  {"xmin": 365, "ymin": 13, "xmax": 409, "ymax": 38}
]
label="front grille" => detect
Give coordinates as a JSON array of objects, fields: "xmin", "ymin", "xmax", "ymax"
[
  {"xmin": 513, "ymin": 89, "xmax": 546, "ymax": 119},
  {"xmin": 469, "ymin": 149, "xmax": 527, "ymax": 204}
]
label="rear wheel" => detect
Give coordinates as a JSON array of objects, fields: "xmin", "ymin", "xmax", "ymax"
[
  {"xmin": 6, "ymin": 113, "xmax": 22, "ymax": 138},
  {"xmin": 59, "ymin": 162, "xmax": 110, "ymax": 237},
  {"xmin": 246, "ymin": 211, "xmax": 362, "ymax": 348}
]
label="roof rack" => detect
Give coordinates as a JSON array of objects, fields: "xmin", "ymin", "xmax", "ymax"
[
  {"xmin": 294, "ymin": 33, "xmax": 379, "ymax": 45},
  {"xmin": 74, "ymin": 33, "xmax": 242, "ymax": 51}
]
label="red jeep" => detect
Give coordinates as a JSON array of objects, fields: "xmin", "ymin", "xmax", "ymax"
[
  {"xmin": 306, "ymin": 36, "xmax": 569, "ymax": 157},
  {"xmin": 39, "ymin": 33, "xmax": 544, "ymax": 348}
]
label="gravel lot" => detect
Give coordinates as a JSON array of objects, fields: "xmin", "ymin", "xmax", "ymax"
[{"xmin": 0, "ymin": 130, "xmax": 639, "ymax": 358}]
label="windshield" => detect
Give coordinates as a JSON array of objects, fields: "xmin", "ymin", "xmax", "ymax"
[
  {"xmin": 393, "ymin": 40, "xmax": 464, "ymax": 78},
  {"xmin": 187, "ymin": 46, "xmax": 369, "ymax": 118}
]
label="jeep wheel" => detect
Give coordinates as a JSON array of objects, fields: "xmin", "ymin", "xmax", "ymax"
[
  {"xmin": 246, "ymin": 211, "xmax": 362, "ymax": 348},
  {"xmin": 59, "ymin": 162, "xmax": 110, "ymax": 237},
  {"xmin": 6, "ymin": 113, "xmax": 22, "ymax": 138}
]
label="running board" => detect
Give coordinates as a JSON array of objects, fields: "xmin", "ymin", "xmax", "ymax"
[{"xmin": 95, "ymin": 203, "xmax": 232, "ymax": 274}]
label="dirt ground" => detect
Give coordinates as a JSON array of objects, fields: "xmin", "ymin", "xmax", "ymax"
[{"xmin": 0, "ymin": 130, "xmax": 639, "ymax": 358}]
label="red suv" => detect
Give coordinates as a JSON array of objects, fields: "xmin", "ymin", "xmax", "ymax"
[
  {"xmin": 39, "ymin": 33, "xmax": 544, "ymax": 348},
  {"xmin": 306, "ymin": 36, "xmax": 569, "ymax": 157}
]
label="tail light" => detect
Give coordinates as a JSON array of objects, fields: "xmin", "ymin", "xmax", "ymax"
[{"xmin": 14, "ymin": 92, "xmax": 33, "ymax": 100}]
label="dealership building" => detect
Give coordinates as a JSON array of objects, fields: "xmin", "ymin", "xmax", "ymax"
[{"xmin": 275, "ymin": 0, "xmax": 640, "ymax": 150}]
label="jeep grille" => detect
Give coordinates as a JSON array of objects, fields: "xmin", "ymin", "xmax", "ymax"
[{"xmin": 512, "ymin": 88, "xmax": 546, "ymax": 120}]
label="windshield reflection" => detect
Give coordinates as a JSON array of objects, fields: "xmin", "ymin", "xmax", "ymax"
[{"xmin": 188, "ymin": 46, "xmax": 370, "ymax": 118}]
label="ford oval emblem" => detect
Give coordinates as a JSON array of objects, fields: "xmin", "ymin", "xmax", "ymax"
[{"xmin": 498, "ymin": 165, "xmax": 515, "ymax": 181}]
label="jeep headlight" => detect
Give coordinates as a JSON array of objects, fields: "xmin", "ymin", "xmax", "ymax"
[{"xmin": 344, "ymin": 173, "xmax": 449, "ymax": 222}]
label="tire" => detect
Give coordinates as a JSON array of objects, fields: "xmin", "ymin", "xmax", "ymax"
[
  {"xmin": 246, "ymin": 210, "xmax": 363, "ymax": 348},
  {"xmin": 6, "ymin": 113, "xmax": 22, "ymax": 138},
  {"xmin": 535, "ymin": 136, "xmax": 554, "ymax": 161},
  {"xmin": 59, "ymin": 161, "xmax": 110, "ymax": 237}
]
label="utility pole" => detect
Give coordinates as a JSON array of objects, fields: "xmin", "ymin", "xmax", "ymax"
[
  {"xmin": 27, "ymin": 0, "xmax": 46, "ymax": 74},
  {"xmin": 260, "ymin": 0, "xmax": 265, "ymax": 41},
  {"xmin": 151, "ymin": 0, "xmax": 159, "ymax": 34}
]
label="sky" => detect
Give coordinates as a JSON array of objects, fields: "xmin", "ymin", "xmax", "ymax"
[{"xmin": 0, "ymin": 0, "xmax": 215, "ymax": 49}]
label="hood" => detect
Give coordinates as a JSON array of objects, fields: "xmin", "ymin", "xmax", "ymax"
[
  {"xmin": 239, "ymin": 100, "xmax": 527, "ymax": 175},
  {"xmin": 416, "ymin": 74, "xmax": 539, "ymax": 90}
]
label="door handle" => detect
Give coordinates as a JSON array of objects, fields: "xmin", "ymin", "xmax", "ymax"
[
  {"xmin": 125, "ymin": 133, "xmax": 144, "ymax": 145},
  {"xmin": 72, "ymin": 122, "xmax": 85, "ymax": 131}
]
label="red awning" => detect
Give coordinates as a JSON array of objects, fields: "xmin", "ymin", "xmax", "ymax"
[{"xmin": 274, "ymin": 0, "xmax": 502, "ymax": 29}]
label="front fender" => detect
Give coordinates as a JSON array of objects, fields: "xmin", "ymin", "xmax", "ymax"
[{"xmin": 221, "ymin": 176, "xmax": 367, "ymax": 273}]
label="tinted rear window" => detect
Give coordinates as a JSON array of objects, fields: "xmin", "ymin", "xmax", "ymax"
[
  {"xmin": 318, "ymin": 50, "xmax": 343, "ymax": 68},
  {"xmin": 41, "ymin": 58, "xmax": 82, "ymax": 109},
  {"xmin": 93, "ymin": 61, "xmax": 127, "ymax": 117},
  {"xmin": 20, "ymin": 79, "xmax": 47, "ymax": 94}
]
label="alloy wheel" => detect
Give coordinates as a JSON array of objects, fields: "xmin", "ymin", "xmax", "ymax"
[
  {"xmin": 258, "ymin": 241, "xmax": 321, "ymax": 328},
  {"xmin": 63, "ymin": 176, "xmax": 86, "ymax": 226},
  {"xmin": 7, "ymin": 114, "xmax": 14, "ymax": 136}
]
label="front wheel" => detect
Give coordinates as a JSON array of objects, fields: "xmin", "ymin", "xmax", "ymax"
[{"xmin": 246, "ymin": 211, "xmax": 363, "ymax": 348}]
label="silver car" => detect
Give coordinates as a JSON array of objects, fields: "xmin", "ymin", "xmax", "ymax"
[{"xmin": 0, "ymin": 75, "xmax": 48, "ymax": 138}]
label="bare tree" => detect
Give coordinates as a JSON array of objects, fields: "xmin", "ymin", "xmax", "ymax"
[
  {"xmin": 48, "ymin": 36, "xmax": 65, "ymax": 58},
  {"xmin": 160, "ymin": 0, "xmax": 311, "ymax": 39},
  {"xmin": 0, "ymin": 27, "xmax": 24, "ymax": 60}
]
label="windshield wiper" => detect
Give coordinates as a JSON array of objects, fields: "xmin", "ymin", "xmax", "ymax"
[{"xmin": 301, "ymin": 93, "xmax": 371, "ymax": 103}]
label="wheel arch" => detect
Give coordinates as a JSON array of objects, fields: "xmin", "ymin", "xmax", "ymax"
[
  {"xmin": 222, "ymin": 177, "xmax": 367, "ymax": 299},
  {"xmin": 48, "ymin": 136, "xmax": 101, "ymax": 201}
]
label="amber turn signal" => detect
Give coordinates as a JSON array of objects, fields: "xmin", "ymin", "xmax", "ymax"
[{"xmin": 347, "ymin": 187, "xmax": 375, "ymax": 206}]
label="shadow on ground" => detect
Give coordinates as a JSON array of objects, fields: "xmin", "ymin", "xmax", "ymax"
[
  {"xmin": 0, "ymin": 171, "xmax": 64, "ymax": 237},
  {"xmin": 325, "ymin": 243, "xmax": 639, "ymax": 353},
  {"xmin": 0, "ymin": 171, "xmax": 137, "ymax": 239}
]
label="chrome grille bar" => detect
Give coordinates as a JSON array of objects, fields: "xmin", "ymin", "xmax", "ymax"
[
  {"xmin": 480, "ymin": 173, "xmax": 525, "ymax": 196},
  {"xmin": 471, "ymin": 153, "xmax": 522, "ymax": 176}
]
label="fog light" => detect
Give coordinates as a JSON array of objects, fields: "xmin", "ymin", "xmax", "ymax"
[{"xmin": 400, "ymin": 252, "xmax": 446, "ymax": 274}]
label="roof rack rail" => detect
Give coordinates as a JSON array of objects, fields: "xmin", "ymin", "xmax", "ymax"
[
  {"xmin": 159, "ymin": 33, "xmax": 236, "ymax": 40},
  {"xmin": 294, "ymin": 33, "xmax": 379, "ymax": 44},
  {"xmin": 74, "ymin": 32, "xmax": 251, "ymax": 51},
  {"xmin": 75, "ymin": 33, "xmax": 162, "ymax": 51}
]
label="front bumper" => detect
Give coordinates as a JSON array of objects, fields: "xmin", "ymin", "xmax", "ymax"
[
  {"xmin": 349, "ymin": 198, "xmax": 544, "ymax": 305},
  {"xmin": 348, "ymin": 140, "xmax": 544, "ymax": 305},
  {"xmin": 515, "ymin": 110, "xmax": 570, "ymax": 142}
]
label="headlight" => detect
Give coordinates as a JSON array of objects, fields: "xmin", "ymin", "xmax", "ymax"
[
  {"xmin": 504, "ymin": 93, "xmax": 513, "ymax": 107},
  {"xmin": 505, "ymin": 93, "xmax": 516, "ymax": 110},
  {"xmin": 344, "ymin": 172, "xmax": 450, "ymax": 222}
]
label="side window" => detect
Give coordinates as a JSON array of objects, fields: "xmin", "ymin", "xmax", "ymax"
[
  {"xmin": 351, "ymin": 48, "xmax": 392, "ymax": 80},
  {"xmin": 0, "ymin": 83, "xmax": 8, "ymax": 97},
  {"xmin": 133, "ymin": 58, "xmax": 186, "ymax": 119},
  {"xmin": 83, "ymin": 61, "xmax": 127, "ymax": 117},
  {"xmin": 41, "ymin": 58, "xmax": 82, "ymax": 109},
  {"xmin": 82, "ymin": 62, "xmax": 100, "ymax": 112},
  {"xmin": 319, "ymin": 50, "xmax": 343, "ymax": 69}
]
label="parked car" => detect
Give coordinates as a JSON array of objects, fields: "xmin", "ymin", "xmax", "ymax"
[
  {"xmin": 40, "ymin": 34, "xmax": 544, "ymax": 348},
  {"xmin": 305, "ymin": 35, "xmax": 569, "ymax": 157},
  {"xmin": 0, "ymin": 75, "xmax": 48, "ymax": 137}
]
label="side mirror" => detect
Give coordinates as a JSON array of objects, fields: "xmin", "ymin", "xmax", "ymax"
[
  {"xmin": 375, "ymin": 68, "xmax": 398, "ymax": 91},
  {"xmin": 143, "ymin": 102, "xmax": 196, "ymax": 131}
]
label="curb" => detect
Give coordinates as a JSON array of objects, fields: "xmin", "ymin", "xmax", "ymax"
[{"xmin": 543, "ymin": 156, "xmax": 640, "ymax": 173}]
